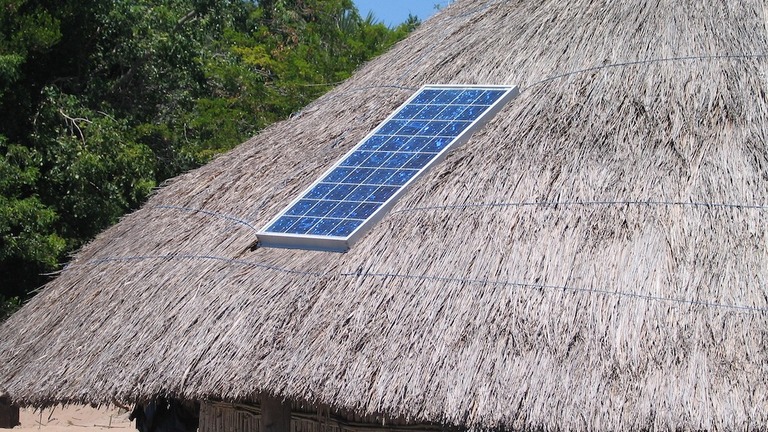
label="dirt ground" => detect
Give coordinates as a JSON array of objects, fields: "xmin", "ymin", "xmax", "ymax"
[{"xmin": 12, "ymin": 405, "xmax": 134, "ymax": 432}]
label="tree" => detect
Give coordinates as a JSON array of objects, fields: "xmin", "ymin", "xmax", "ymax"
[
  {"xmin": 0, "ymin": 0, "xmax": 417, "ymax": 319},
  {"xmin": 0, "ymin": 0, "xmax": 64, "ymax": 319}
]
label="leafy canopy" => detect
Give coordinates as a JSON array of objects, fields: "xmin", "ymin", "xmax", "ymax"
[{"xmin": 0, "ymin": 0, "xmax": 418, "ymax": 319}]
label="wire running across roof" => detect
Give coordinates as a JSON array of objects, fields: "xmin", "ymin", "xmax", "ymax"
[{"xmin": 258, "ymin": 84, "xmax": 519, "ymax": 252}]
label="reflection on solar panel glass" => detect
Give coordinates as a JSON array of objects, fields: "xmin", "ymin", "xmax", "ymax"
[{"xmin": 258, "ymin": 85, "xmax": 519, "ymax": 252}]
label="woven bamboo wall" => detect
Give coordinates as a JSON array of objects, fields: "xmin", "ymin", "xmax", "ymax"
[
  {"xmin": 200, "ymin": 402, "xmax": 261, "ymax": 432},
  {"xmin": 199, "ymin": 402, "xmax": 449, "ymax": 432}
]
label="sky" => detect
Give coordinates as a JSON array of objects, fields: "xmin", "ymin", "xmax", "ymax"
[{"xmin": 353, "ymin": 0, "xmax": 450, "ymax": 27}]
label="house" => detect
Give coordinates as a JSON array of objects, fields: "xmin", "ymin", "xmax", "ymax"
[{"xmin": 2, "ymin": 1, "xmax": 767, "ymax": 430}]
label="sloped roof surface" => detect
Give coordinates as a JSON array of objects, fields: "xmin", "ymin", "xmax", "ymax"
[{"xmin": 2, "ymin": 1, "xmax": 768, "ymax": 430}]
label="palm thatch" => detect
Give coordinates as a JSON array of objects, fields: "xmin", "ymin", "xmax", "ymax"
[{"xmin": 2, "ymin": 0, "xmax": 768, "ymax": 430}]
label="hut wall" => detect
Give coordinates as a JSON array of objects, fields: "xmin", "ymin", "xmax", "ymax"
[
  {"xmin": 200, "ymin": 402, "xmax": 261, "ymax": 432},
  {"xmin": 200, "ymin": 402, "xmax": 448, "ymax": 432},
  {"xmin": 0, "ymin": 396, "xmax": 19, "ymax": 429}
]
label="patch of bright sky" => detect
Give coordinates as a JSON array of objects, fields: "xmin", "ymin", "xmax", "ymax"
[{"xmin": 352, "ymin": 0, "xmax": 453, "ymax": 27}]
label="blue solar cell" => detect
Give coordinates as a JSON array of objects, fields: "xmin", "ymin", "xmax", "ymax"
[
  {"xmin": 369, "ymin": 186, "xmax": 398, "ymax": 202},
  {"xmin": 347, "ymin": 205, "xmax": 373, "ymax": 219},
  {"xmin": 378, "ymin": 120, "xmax": 406, "ymax": 135},
  {"xmin": 380, "ymin": 136, "xmax": 408, "ymax": 151},
  {"xmin": 383, "ymin": 154, "xmax": 412, "ymax": 169},
  {"xmin": 306, "ymin": 200, "xmax": 337, "ymax": 217},
  {"xmin": 439, "ymin": 121, "xmax": 471, "ymax": 137},
  {"xmin": 416, "ymin": 105, "xmax": 444, "ymax": 119},
  {"xmin": 366, "ymin": 151, "xmax": 393, "ymax": 167},
  {"xmin": 435, "ymin": 105, "xmax": 468, "ymax": 120},
  {"xmin": 259, "ymin": 84, "xmax": 518, "ymax": 251},
  {"xmin": 400, "ymin": 121, "xmax": 426, "ymax": 135},
  {"xmin": 416, "ymin": 121, "xmax": 445, "ymax": 135},
  {"xmin": 268, "ymin": 216, "xmax": 299, "ymax": 233},
  {"xmin": 422, "ymin": 137, "xmax": 451, "ymax": 153},
  {"xmin": 331, "ymin": 220, "xmax": 362, "ymax": 237},
  {"xmin": 412, "ymin": 89, "xmax": 442, "ymax": 104},
  {"xmin": 347, "ymin": 185, "xmax": 378, "ymax": 201},
  {"xmin": 328, "ymin": 201, "xmax": 361, "ymax": 218},
  {"xmin": 386, "ymin": 169, "xmax": 417, "ymax": 186},
  {"xmin": 456, "ymin": 105, "xmax": 485, "ymax": 120},
  {"xmin": 327, "ymin": 184, "xmax": 356, "ymax": 200},
  {"xmin": 433, "ymin": 90, "xmax": 461, "ymax": 104},
  {"xmin": 455, "ymin": 90, "xmax": 483, "ymax": 104},
  {"xmin": 394, "ymin": 105, "xmax": 423, "ymax": 119},
  {"xmin": 309, "ymin": 218, "xmax": 341, "ymax": 235},
  {"xmin": 477, "ymin": 90, "xmax": 506, "ymax": 105},
  {"xmin": 344, "ymin": 167, "xmax": 376, "ymax": 184},
  {"xmin": 339, "ymin": 151, "xmax": 371, "ymax": 167},
  {"xmin": 324, "ymin": 167, "xmax": 353, "ymax": 183},
  {"xmin": 355, "ymin": 203, "xmax": 379, "ymax": 219},
  {"xmin": 360, "ymin": 135, "xmax": 388, "ymax": 150},
  {"xmin": 294, "ymin": 217, "xmax": 322, "ymax": 233},
  {"xmin": 368, "ymin": 168, "xmax": 398, "ymax": 184},
  {"xmin": 404, "ymin": 153, "xmax": 434, "ymax": 169},
  {"xmin": 404, "ymin": 137, "xmax": 431, "ymax": 152},
  {"xmin": 285, "ymin": 200, "xmax": 315, "ymax": 216},
  {"xmin": 306, "ymin": 183, "xmax": 335, "ymax": 199}
]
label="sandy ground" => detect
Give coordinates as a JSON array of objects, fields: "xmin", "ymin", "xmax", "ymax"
[{"xmin": 12, "ymin": 405, "xmax": 134, "ymax": 432}]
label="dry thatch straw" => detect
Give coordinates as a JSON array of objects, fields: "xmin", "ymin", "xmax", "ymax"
[{"xmin": 2, "ymin": 0, "xmax": 768, "ymax": 430}]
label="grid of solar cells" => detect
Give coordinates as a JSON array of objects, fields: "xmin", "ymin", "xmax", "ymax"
[{"xmin": 259, "ymin": 85, "xmax": 516, "ymax": 250}]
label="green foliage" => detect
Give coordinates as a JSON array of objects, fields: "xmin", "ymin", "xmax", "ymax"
[
  {"xmin": 0, "ymin": 0, "xmax": 61, "ymax": 55},
  {"xmin": 0, "ymin": 295, "xmax": 22, "ymax": 321},
  {"xmin": 0, "ymin": 137, "xmax": 65, "ymax": 310},
  {"xmin": 32, "ymin": 88, "xmax": 156, "ymax": 243},
  {"xmin": 0, "ymin": 0, "xmax": 417, "ymax": 319}
]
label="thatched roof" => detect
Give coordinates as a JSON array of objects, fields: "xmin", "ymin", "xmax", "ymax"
[{"xmin": 2, "ymin": 0, "xmax": 768, "ymax": 430}]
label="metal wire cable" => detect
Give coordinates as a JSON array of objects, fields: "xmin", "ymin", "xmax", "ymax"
[
  {"xmin": 339, "ymin": 271, "xmax": 768, "ymax": 314},
  {"xmin": 392, "ymin": 199, "xmax": 768, "ymax": 215},
  {"xmin": 523, "ymin": 53, "xmax": 768, "ymax": 92},
  {"xmin": 61, "ymin": 252, "xmax": 768, "ymax": 314},
  {"xmin": 148, "ymin": 197, "xmax": 767, "ymax": 233},
  {"xmin": 67, "ymin": 253, "xmax": 326, "ymax": 277},
  {"xmin": 153, "ymin": 205, "xmax": 260, "ymax": 231},
  {"xmin": 64, "ymin": 27, "xmax": 768, "ymax": 316}
]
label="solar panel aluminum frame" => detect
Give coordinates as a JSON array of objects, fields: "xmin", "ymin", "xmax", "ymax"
[{"xmin": 257, "ymin": 84, "xmax": 520, "ymax": 252}]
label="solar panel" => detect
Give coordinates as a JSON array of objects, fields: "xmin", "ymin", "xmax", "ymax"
[{"xmin": 258, "ymin": 84, "xmax": 519, "ymax": 252}]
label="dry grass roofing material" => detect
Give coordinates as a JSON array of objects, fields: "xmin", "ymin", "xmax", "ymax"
[{"xmin": 2, "ymin": 0, "xmax": 768, "ymax": 431}]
